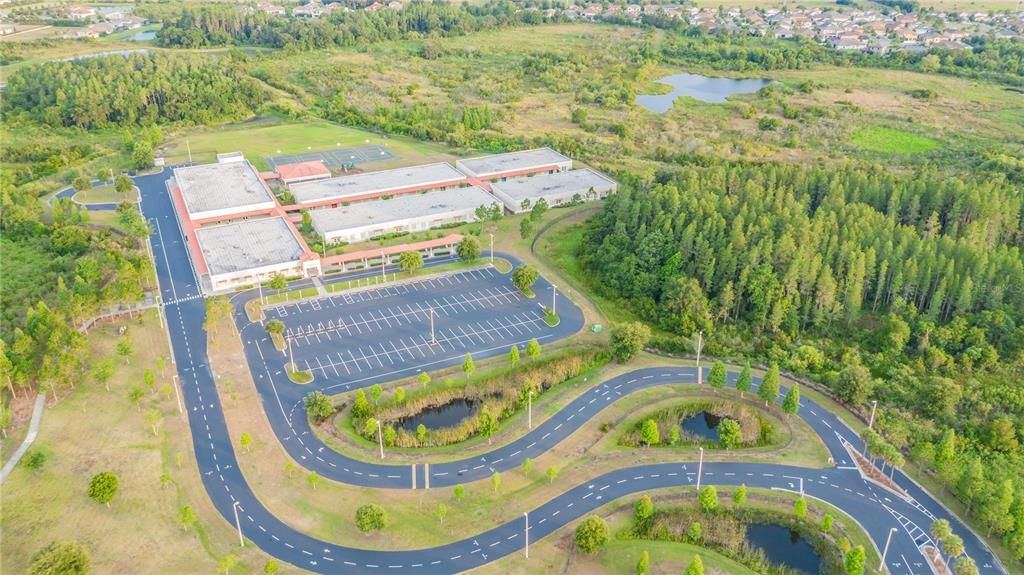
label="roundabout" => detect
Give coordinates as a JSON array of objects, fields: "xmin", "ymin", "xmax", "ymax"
[{"xmin": 136, "ymin": 167, "xmax": 1005, "ymax": 575}]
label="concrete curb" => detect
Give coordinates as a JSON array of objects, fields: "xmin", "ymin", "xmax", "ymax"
[{"xmin": 0, "ymin": 393, "xmax": 47, "ymax": 483}]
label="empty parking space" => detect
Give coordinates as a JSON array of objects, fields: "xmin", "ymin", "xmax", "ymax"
[{"xmin": 268, "ymin": 266, "xmax": 554, "ymax": 384}]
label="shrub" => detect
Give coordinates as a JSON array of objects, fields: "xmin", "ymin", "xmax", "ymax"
[
  {"xmin": 575, "ymin": 515, "xmax": 610, "ymax": 554},
  {"xmin": 355, "ymin": 504, "xmax": 386, "ymax": 533}
]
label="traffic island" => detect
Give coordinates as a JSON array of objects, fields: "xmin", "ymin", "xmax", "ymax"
[{"xmin": 286, "ymin": 368, "xmax": 313, "ymax": 384}]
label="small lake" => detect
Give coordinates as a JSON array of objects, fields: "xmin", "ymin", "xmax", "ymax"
[
  {"xmin": 398, "ymin": 399, "xmax": 479, "ymax": 431},
  {"xmin": 128, "ymin": 30, "xmax": 157, "ymax": 42},
  {"xmin": 746, "ymin": 523, "xmax": 821, "ymax": 575},
  {"xmin": 636, "ymin": 73, "xmax": 773, "ymax": 112},
  {"xmin": 680, "ymin": 411, "xmax": 724, "ymax": 441}
]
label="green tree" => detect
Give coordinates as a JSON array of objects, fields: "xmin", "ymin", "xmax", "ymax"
[
  {"xmin": 574, "ymin": 515, "xmax": 610, "ymax": 555},
  {"xmin": 953, "ymin": 556, "xmax": 979, "ymax": 575},
  {"xmin": 836, "ymin": 361, "xmax": 872, "ymax": 406},
  {"xmin": 115, "ymin": 174, "xmax": 133, "ymax": 194},
  {"xmin": 263, "ymin": 559, "xmax": 280, "ymax": 575},
  {"xmin": 490, "ymin": 471, "xmax": 502, "ymax": 494},
  {"xmin": 304, "ymin": 391, "xmax": 334, "ymax": 421},
  {"xmin": 369, "ymin": 384, "xmax": 383, "ymax": 405},
  {"xmin": 782, "ymin": 384, "xmax": 801, "ymax": 416},
  {"xmin": 685, "ymin": 555, "xmax": 704, "ymax": 575},
  {"xmin": 177, "ymin": 504, "xmax": 198, "ymax": 531},
  {"xmin": 478, "ymin": 406, "xmax": 498, "ymax": 444},
  {"xmin": 355, "ymin": 504, "xmax": 386, "ymax": 532},
  {"xmin": 758, "ymin": 364, "xmax": 780, "ymax": 406},
  {"xmin": 519, "ymin": 218, "xmax": 533, "ymax": 239},
  {"xmin": 239, "ymin": 432, "xmax": 252, "ymax": 453},
  {"xmin": 264, "ymin": 319, "xmax": 285, "ymax": 336},
  {"xmin": 699, "ymin": 486, "xmax": 718, "ymax": 512},
  {"xmin": 266, "ymin": 275, "xmax": 287, "ymax": 290},
  {"xmin": 717, "ymin": 418, "xmax": 741, "ymax": 448},
  {"xmin": 931, "ymin": 519, "xmax": 952, "ymax": 541},
  {"xmin": 822, "ymin": 513, "xmax": 834, "ymax": 533},
  {"xmin": 708, "ymin": 360, "xmax": 727, "ymax": 388},
  {"xmin": 352, "ymin": 389, "xmax": 371, "ymax": 418},
  {"xmin": 72, "ymin": 176, "xmax": 91, "ymax": 193},
  {"xmin": 453, "ymin": 485, "xmax": 465, "ymax": 502},
  {"xmin": 399, "ymin": 251, "xmax": 424, "ymax": 275},
  {"xmin": 521, "ymin": 457, "xmax": 534, "ymax": 477},
  {"xmin": 457, "ymin": 235, "xmax": 481, "ymax": 262},
  {"xmin": 526, "ymin": 338, "xmax": 542, "ymax": 359},
  {"xmin": 844, "ymin": 545, "xmax": 865, "ymax": 575},
  {"xmin": 942, "ymin": 534, "xmax": 965, "ymax": 558},
  {"xmin": 22, "ymin": 449, "xmax": 47, "ymax": 471},
  {"xmin": 435, "ymin": 503, "xmax": 448, "ymax": 525},
  {"xmin": 546, "ymin": 465, "xmax": 559, "ymax": 484},
  {"xmin": 794, "ymin": 496, "xmax": 808, "ymax": 519},
  {"xmin": 383, "ymin": 425, "xmax": 396, "ymax": 446},
  {"xmin": 733, "ymin": 484, "xmax": 747, "ymax": 506},
  {"xmin": 736, "ymin": 361, "xmax": 753, "ymax": 397},
  {"xmin": 636, "ymin": 550, "xmax": 650, "ymax": 575},
  {"xmin": 87, "ymin": 472, "xmax": 119, "ymax": 507},
  {"xmin": 640, "ymin": 418, "xmax": 660, "ymax": 446},
  {"xmin": 218, "ymin": 554, "xmax": 238, "ymax": 575},
  {"xmin": 394, "ymin": 387, "xmax": 406, "ymax": 404},
  {"xmin": 508, "ymin": 345, "xmax": 520, "ymax": 364},
  {"xmin": 462, "ymin": 353, "xmax": 475, "ymax": 376},
  {"xmin": 307, "ymin": 471, "xmax": 321, "ymax": 490},
  {"xmin": 417, "ymin": 372, "xmax": 431, "ymax": 387},
  {"xmin": 634, "ymin": 494, "xmax": 655, "ymax": 529},
  {"xmin": 92, "ymin": 359, "xmax": 115, "ymax": 392},
  {"xmin": 143, "ymin": 369, "xmax": 156, "ymax": 393},
  {"xmin": 416, "ymin": 423, "xmax": 427, "ymax": 443},
  {"xmin": 511, "ymin": 265, "xmax": 538, "ymax": 294},
  {"xmin": 28, "ymin": 541, "xmax": 91, "ymax": 575},
  {"xmin": 127, "ymin": 385, "xmax": 145, "ymax": 412},
  {"xmin": 116, "ymin": 337, "xmax": 133, "ymax": 364},
  {"xmin": 610, "ymin": 322, "xmax": 651, "ymax": 363},
  {"xmin": 132, "ymin": 140, "xmax": 154, "ymax": 169},
  {"xmin": 145, "ymin": 409, "xmax": 162, "ymax": 436},
  {"xmin": 530, "ymin": 198, "xmax": 549, "ymax": 222}
]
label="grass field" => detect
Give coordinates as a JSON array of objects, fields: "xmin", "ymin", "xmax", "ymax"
[
  {"xmin": 73, "ymin": 184, "xmax": 138, "ymax": 204},
  {"xmin": 160, "ymin": 117, "xmax": 455, "ymax": 171},
  {"xmin": 851, "ymin": 126, "xmax": 941, "ymax": 154}
]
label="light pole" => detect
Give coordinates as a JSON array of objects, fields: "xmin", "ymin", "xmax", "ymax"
[
  {"xmin": 429, "ymin": 307, "xmax": 436, "ymax": 344},
  {"xmin": 523, "ymin": 512, "xmax": 529, "ymax": 558},
  {"xmin": 868, "ymin": 400, "xmax": 878, "ymax": 430},
  {"xmin": 696, "ymin": 446, "xmax": 704, "ymax": 490},
  {"xmin": 879, "ymin": 527, "xmax": 897, "ymax": 570},
  {"xmin": 551, "ymin": 284, "xmax": 557, "ymax": 315},
  {"xmin": 695, "ymin": 330, "xmax": 704, "ymax": 385},
  {"xmin": 489, "ymin": 233, "xmax": 494, "ymax": 264},
  {"xmin": 232, "ymin": 500, "xmax": 244, "ymax": 547},
  {"xmin": 257, "ymin": 280, "xmax": 264, "ymax": 306},
  {"xmin": 381, "ymin": 250, "xmax": 386, "ymax": 282},
  {"xmin": 287, "ymin": 337, "xmax": 295, "ymax": 372},
  {"xmin": 377, "ymin": 419, "xmax": 384, "ymax": 459},
  {"xmin": 528, "ymin": 390, "xmax": 533, "ymax": 430},
  {"xmin": 171, "ymin": 374, "xmax": 183, "ymax": 415}
]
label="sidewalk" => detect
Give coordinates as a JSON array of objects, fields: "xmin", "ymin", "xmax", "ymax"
[{"xmin": 0, "ymin": 393, "xmax": 46, "ymax": 484}]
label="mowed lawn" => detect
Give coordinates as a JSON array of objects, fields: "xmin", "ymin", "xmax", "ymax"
[
  {"xmin": 160, "ymin": 118, "xmax": 456, "ymax": 170},
  {"xmin": 851, "ymin": 126, "xmax": 940, "ymax": 154}
]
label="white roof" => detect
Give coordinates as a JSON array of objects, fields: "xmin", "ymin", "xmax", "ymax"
[
  {"xmin": 310, "ymin": 186, "xmax": 494, "ymax": 234},
  {"xmin": 196, "ymin": 217, "xmax": 305, "ymax": 276},
  {"xmin": 456, "ymin": 148, "xmax": 571, "ymax": 178},
  {"xmin": 490, "ymin": 168, "xmax": 615, "ymax": 201},
  {"xmin": 290, "ymin": 162, "xmax": 466, "ymax": 205},
  {"xmin": 173, "ymin": 162, "xmax": 274, "ymax": 218}
]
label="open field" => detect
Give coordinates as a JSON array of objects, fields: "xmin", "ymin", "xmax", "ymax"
[
  {"xmin": 851, "ymin": 126, "xmax": 941, "ymax": 154},
  {"xmin": 160, "ymin": 117, "xmax": 455, "ymax": 171},
  {"xmin": 0, "ymin": 310, "xmax": 284, "ymax": 574},
  {"xmin": 73, "ymin": 183, "xmax": 138, "ymax": 204}
]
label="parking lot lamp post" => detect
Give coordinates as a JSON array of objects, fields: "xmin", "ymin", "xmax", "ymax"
[
  {"xmin": 879, "ymin": 527, "xmax": 897, "ymax": 570},
  {"xmin": 288, "ymin": 338, "xmax": 295, "ymax": 372},
  {"xmin": 523, "ymin": 512, "xmax": 529, "ymax": 558},
  {"xmin": 232, "ymin": 500, "xmax": 244, "ymax": 547},
  {"xmin": 696, "ymin": 446, "xmax": 704, "ymax": 491},
  {"xmin": 868, "ymin": 400, "xmax": 878, "ymax": 430},
  {"xmin": 429, "ymin": 307, "xmax": 436, "ymax": 344},
  {"xmin": 172, "ymin": 374, "xmax": 183, "ymax": 415},
  {"xmin": 551, "ymin": 285, "xmax": 557, "ymax": 315},
  {"xmin": 377, "ymin": 419, "xmax": 384, "ymax": 459},
  {"xmin": 381, "ymin": 251, "xmax": 386, "ymax": 282},
  {"xmin": 528, "ymin": 390, "xmax": 533, "ymax": 430},
  {"xmin": 695, "ymin": 330, "xmax": 704, "ymax": 385},
  {"xmin": 258, "ymin": 279, "xmax": 264, "ymax": 306},
  {"xmin": 489, "ymin": 233, "xmax": 494, "ymax": 264}
]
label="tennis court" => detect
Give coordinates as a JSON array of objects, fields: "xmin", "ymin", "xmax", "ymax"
[{"xmin": 265, "ymin": 145, "xmax": 395, "ymax": 171}]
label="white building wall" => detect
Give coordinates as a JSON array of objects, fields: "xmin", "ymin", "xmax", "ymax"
[
  {"xmin": 319, "ymin": 207, "xmax": 478, "ymax": 244},
  {"xmin": 209, "ymin": 260, "xmax": 306, "ymax": 292}
]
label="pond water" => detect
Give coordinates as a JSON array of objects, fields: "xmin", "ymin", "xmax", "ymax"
[
  {"xmin": 128, "ymin": 30, "xmax": 157, "ymax": 42},
  {"xmin": 636, "ymin": 73, "xmax": 773, "ymax": 112},
  {"xmin": 398, "ymin": 399, "xmax": 480, "ymax": 431},
  {"xmin": 746, "ymin": 523, "xmax": 822, "ymax": 575},
  {"xmin": 679, "ymin": 411, "xmax": 724, "ymax": 441}
]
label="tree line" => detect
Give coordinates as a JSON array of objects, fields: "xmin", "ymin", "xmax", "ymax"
[
  {"xmin": 2, "ymin": 52, "xmax": 268, "ymax": 129},
  {"xmin": 155, "ymin": 1, "xmax": 556, "ymax": 50},
  {"xmin": 579, "ymin": 158, "xmax": 1024, "ymax": 558}
]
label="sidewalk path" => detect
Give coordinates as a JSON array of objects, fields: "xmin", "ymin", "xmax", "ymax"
[{"xmin": 0, "ymin": 393, "xmax": 47, "ymax": 483}]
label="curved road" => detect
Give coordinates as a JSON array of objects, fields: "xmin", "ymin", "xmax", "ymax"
[{"xmin": 136, "ymin": 168, "xmax": 1005, "ymax": 575}]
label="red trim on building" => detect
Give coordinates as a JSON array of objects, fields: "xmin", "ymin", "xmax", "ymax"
[{"xmin": 321, "ymin": 234, "xmax": 464, "ymax": 267}]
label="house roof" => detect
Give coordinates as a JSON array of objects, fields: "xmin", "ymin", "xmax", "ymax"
[{"xmin": 277, "ymin": 160, "xmax": 331, "ymax": 182}]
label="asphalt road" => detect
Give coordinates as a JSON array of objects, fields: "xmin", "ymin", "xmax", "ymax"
[{"xmin": 136, "ymin": 167, "xmax": 1006, "ymax": 575}]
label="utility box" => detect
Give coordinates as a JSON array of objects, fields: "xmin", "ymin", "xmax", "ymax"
[{"xmin": 591, "ymin": 324, "xmax": 603, "ymax": 333}]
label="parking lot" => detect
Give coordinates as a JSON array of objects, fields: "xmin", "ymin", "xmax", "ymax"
[{"xmin": 266, "ymin": 267, "xmax": 555, "ymax": 383}]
